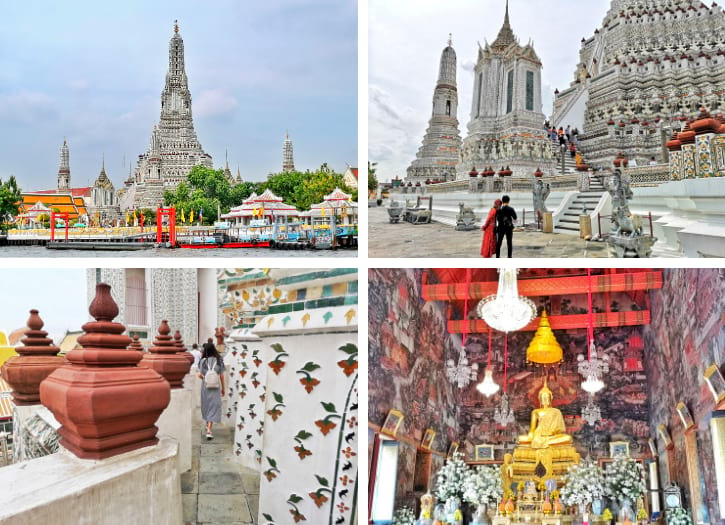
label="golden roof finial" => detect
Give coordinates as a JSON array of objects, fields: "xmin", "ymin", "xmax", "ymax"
[{"xmin": 174, "ymin": 20, "xmax": 179, "ymax": 33}]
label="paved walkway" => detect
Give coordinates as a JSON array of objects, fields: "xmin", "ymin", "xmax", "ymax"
[
  {"xmin": 182, "ymin": 417, "xmax": 259, "ymax": 525},
  {"xmin": 368, "ymin": 206, "xmax": 609, "ymax": 258}
]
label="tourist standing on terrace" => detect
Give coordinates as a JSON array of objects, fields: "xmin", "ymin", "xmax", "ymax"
[
  {"xmin": 496, "ymin": 195, "xmax": 517, "ymax": 258},
  {"xmin": 480, "ymin": 199, "xmax": 502, "ymax": 258},
  {"xmin": 198, "ymin": 342, "xmax": 225, "ymax": 439}
]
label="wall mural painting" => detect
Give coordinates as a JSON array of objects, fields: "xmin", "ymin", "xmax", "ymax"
[
  {"xmin": 643, "ymin": 268, "xmax": 725, "ymax": 523},
  {"xmin": 369, "ymin": 268, "xmax": 462, "ymax": 508}
]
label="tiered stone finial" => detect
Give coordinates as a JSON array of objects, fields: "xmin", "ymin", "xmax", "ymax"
[
  {"xmin": 129, "ymin": 334, "xmax": 145, "ymax": 352},
  {"xmin": 174, "ymin": 329, "xmax": 195, "ymax": 368},
  {"xmin": 139, "ymin": 321, "xmax": 191, "ymax": 388},
  {"xmin": 1, "ymin": 309, "xmax": 65, "ymax": 405},
  {"xmin": 40, "ymin": 283, "xmax": 170, "ymax": 460}
]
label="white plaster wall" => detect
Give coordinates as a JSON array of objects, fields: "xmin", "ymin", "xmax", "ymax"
[
  {"xmin": 156, "ymin": 386, "xmax": 192, "ymax": 473},
  {"xmin": 198, "ymin": 268, "xmax": 217, "ymax": 344},
  {"xmin": 0, "ymin": 438, "xmax": 182, "ymax": 525}
]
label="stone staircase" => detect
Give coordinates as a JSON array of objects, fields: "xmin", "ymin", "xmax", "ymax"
[
  {"xmin": 555, "ymin": 176, "xmax": 606, "ymax": 235},
  {"xmin": 550, "ymin": 140, "xmax": 578, "ymax": 174}
]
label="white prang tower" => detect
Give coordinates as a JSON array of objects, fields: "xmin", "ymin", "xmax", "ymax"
[
  {"xmin": 406, "ymin": 35, "xmax": 462, "ymax": 183},
  {"xmin": 282, "ymin": 131, "xmax": 295, "ymax": 172},
  {"xmin": 127, "ymin": 20, "xmax": 213, "ymax": 210},
  {"xmin": 57, "ymin": 139, "xmax": 71, "ymax": 193},
  {"xmin": 457, "ymin": 1, "xmax": 553, "ymax": 179}
]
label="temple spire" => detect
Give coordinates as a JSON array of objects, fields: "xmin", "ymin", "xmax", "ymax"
[
  {"xmin": 174, "ymin": 19, "xmax": 179, "ymax": 33},
  {"xmin": 283, "ymin": 131, "xmax": 295, "ymax": 172},
  {"xmin": 57, "ymin": 138, "xmax": 71, "ymax": 193},
  {"xmin": 492, "ymin": 0, "xmax": 516, "ymax": 50}
]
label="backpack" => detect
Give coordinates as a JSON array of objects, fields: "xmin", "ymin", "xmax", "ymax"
[
  {"xmin": 203, "ymin": 358, "xmax": 220, "ymax": 389},
  {"xmin": 500, "ymin": 210, "xmax": 514, "ymax": 230}
]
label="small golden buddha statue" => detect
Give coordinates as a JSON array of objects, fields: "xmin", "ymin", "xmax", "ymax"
[{"xmin": 518, "ymin": 378, "xmax": 572, "ymax": 449}]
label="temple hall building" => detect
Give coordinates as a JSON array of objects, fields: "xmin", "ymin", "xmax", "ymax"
[
  {"xmin": 122, "ymin": 21, "xmax": 213, "ymax": 211},
  {"xmin": 457, "ymin": 1, "xmax": 554, "ymax": 179},
  {"xmin": 552, "ymin": 0, "xmax": 725, "ymax": 168}
]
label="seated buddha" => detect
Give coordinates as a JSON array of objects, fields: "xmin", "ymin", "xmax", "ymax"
[{"xmin": 518, "ymin": 378, "xmax": 572, "ymax": 448}]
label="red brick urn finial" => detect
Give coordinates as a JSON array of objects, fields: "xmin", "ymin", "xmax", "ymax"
[
  {"xmin": 129, "ymin": 334, "xmax": 144, "ymax": 352},
  {"xmin": 174, "ymin": 329, "xmax": 194, "ymax": 368},
  {"xmin": 40, "ymin": 283, "xmax": 170, "ymax": 460},
  {"xmin": 1, "ymin": 309, "xmax": 65, "ymax": 405},
  {"xmin": 139, "ymin": 320, "xmax": 190, "ymax": 388}
]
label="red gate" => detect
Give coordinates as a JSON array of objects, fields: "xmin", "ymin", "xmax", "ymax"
[
  {"xmin": 156, "ymin": 207, "xmax": 177, "ymax": 246},
  {"xmin": 50, "ymin": 212, "xmax": 70, "ymax": 242}
]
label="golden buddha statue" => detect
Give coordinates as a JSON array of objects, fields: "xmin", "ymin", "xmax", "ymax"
[
  {"xmin": 518, "ymin": 378, "xmax": 572, "ymax": 448},
  {"xmin": 510, "ymin": 378, "xmax": 580, "ymax": 482}
]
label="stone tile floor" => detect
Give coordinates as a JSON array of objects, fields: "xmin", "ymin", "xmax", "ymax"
[
  {"xmin": 368, "ymin": 206, "xmax": 610, "ymax": 258},
  {"xmin": 182, "ymin": 421, "xmax": 259, "ymax": 525}
]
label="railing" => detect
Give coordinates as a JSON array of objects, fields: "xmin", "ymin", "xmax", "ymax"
[
  {"xmin": 412, "ymin": 180, "xmax": 468, "ymax": 194},
  {"xmin": 0, "ymin": 432, "xmax": 12, "ymax": 466},
  {"xmin": 622, "ymin": 165, "xmax": 672, "ymax": 187}
]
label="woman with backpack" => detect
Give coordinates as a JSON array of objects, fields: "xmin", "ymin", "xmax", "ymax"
[{"xmin": 198, "ymin": 342, "xmax": 225, "ymax": 439}]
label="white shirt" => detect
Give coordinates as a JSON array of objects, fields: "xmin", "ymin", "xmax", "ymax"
[{"xmin": 190, "ymin": 349, "xmax": 202, "ymax": 369}]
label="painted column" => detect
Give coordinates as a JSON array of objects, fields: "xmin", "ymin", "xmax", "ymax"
[{"xmin": 198, "ymin": 268, "xmax": 218, "ymax": 343}]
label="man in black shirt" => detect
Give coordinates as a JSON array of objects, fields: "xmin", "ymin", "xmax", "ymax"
[{"xmin": 496, "ymin": 195, "xmax": 517, "ymax": 258}]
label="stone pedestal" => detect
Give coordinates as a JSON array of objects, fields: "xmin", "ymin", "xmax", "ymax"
[
  {"xmin": 11, "ymin": 404, "xmax": 60, "ymax": 462},
  {"xmin": 579, "ymin": 214, "xmax": 592, "ymax": 239},
  {"xmin": 542, "ymin": 212, "xmax": 553, "ymax": 233},
  {"xmin": 156, "ymin": 386, "xmax": 192, "ymax": 473},
  {"xmin": 0, "ymin": 437, "xmax": 181, "ymax": 525}
]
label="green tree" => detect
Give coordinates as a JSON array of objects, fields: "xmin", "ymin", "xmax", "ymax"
[
  {"xmin": 0, "ymin": 176, "xmax": 22, "ymax": 230},
  {"xmin": 368, "ymin": 161, "xmax": 378, "ymax": 192}
]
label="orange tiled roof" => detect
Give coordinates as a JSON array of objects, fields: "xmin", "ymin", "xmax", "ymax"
[{"xmin": 20, "ymin": 193, "xmax": 86, "ymax": 219}]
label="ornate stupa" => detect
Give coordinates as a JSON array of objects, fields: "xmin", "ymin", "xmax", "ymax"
[
  {"xmin": 406, "ymin": 35, "xmax": 462, "ymax": 184},
  {"xmin": 124, "ymin": 20, "xmax": 213, "ymax": 210},
  {"xmin": 552, "ymin": 0, "xmax": 725, "ymax": 167}
]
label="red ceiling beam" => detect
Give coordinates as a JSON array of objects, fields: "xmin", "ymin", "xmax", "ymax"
[
  {"xmin": 423, "ymin": 271, "xmax": 662, "ymax": 301},
  {"xmin": 448, "ymin": 310, "xmax": 651, "ymax": 333}
]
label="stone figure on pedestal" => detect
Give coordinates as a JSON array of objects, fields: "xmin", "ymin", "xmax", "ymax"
[{"xmin": 532, "ymin": 179, "xmax": 550, "ymax": 220}]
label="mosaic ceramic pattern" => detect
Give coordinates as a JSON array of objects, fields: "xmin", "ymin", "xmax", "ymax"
[
  {"xmin": 696, "ymin": 134, "xmax": 713, "ymax": 177},
  {"xmin": 670, "ymin": 150, "xmax": 682, "ymax": 180},
  {"xmin": 682, "ymin": 143, "xmax": 697, "ymax": 178},
  {"xmin": 643, "ymin": 269, "xmax": 725, "ymax": 523},
  {"xmin": 258, "ymin": 335, "xmax": 357, "ymax": 525},
  {"xmin": 713, "ymin": 135, "xmax": 725, "ymax": 175}
]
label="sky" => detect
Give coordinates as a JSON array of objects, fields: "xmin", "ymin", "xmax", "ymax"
[
  {"xmin": 0, "ymin": 269, "xmax": 87, "ymax": 343},
  {"xmin": 369, "ymin": 0, "xmax": 722, "ymax": 181},
  {"xmin": 0, "ymin": 0, "xmax": 358, "ymax": 192}
]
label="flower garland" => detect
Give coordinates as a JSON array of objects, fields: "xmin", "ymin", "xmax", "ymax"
[
  {"xmin": 666, "ymin": 507, "xmax": 693, "ymax": 525},
  {"xmin": 604, "ymin": 457, "xmax": 646, "ymax": 502},
  {"xmin": 392, "ymin": 505, "xmax": 416, "ymax": 525},
  {"xmin": 435, "ymin": 451, "xmax": 469, "ymax": 505},
  {"xmin": 462, "ymin": 465, "xmax": 503, "ymax": 506},
  {"xmin": 559, "ymin": 458, "xmax": 606, "ymax": 507}
]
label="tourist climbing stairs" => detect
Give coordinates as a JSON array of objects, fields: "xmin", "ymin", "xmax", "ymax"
[
  {"xmin": 554, "ymin": 175, "xmax": 606, "ymax": 235},
  {"xmin": 550, "ymin": 140, "xmax": 578, "ymax": 174}
]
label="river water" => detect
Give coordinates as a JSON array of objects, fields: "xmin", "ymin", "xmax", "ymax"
[{"xmin": 0, "ymin": 246, "xmax": 358, "ymax": 258}]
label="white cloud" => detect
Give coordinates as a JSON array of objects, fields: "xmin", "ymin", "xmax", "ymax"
[
  {"xmin": 0, "ymin": 91, "xmax": 55, "ymax": 124},
  {"xmin": 194, "ymin": 88, "xmax": 239, "ymax": 118}
]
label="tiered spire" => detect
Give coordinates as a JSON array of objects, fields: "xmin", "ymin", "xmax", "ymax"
[
  {"xmin": 283, "ymin": 131, "xmax": 295, "ymax": 172},
  {"xmin": 57, "ymin": 139, "xmax": 71, "ymax": 192},
  {"xmin": 492, "ymin": 0, "xmax": 516, "ymax": 50}
]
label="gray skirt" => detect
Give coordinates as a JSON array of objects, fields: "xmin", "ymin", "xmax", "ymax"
[{"xmin": 200, "ymin": 358, "xmax": 224, "ymax": 423}]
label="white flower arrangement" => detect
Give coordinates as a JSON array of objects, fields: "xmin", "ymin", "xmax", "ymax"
[
  {"xmin": 435, "ymin": 451, "xmax": 469, "ymax": 504},
  {"xmin": 462, "ymin": 465, "xmax": 503, "ymax": 506},
  {"xmin": 666, "ymin": 507, "xmax": 693, "ymax": 525},
  {"xmin": 604, "ymin": 457, "xmax": 646, "ymax": 503},
  {"xmin": 559, "ymin": 458, "xmax": 606, "ymax": 507},
  {"xmin": 392, "ymin": 505, "xmax": 416, "ymax": 525}
]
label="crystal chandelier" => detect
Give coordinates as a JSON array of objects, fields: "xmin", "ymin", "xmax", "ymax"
[
  {"xmin": 578, "ymin": 269, "xmax": 608, "ymax": 394},
  {"xmin": 477, "ymin": 268, "xmax": 536, "ymax": 333},
  {"xmin": 494, "ymin": 392, "xmax": 516, "ymax": 427},
  {"xmin": 446, "ymin": 351, "xmax": 479, "ymax": 389},
  {"xmin": 477, "ymin": 367, "xmax": 500, "ymax": 397},
  {"xmin": 581, "ymin": 394, "xmax": 602, "ymax": 427},
  {"xmin": 476, "ymin": 329, "xmax": 499, "ymax": 397}
]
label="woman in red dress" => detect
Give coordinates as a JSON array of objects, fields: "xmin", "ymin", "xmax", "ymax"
[{"xmin": 480, "ymin": 199, "xmax": 502, "ymax": 258}]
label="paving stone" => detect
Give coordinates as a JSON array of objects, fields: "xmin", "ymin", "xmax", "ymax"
[
  {"xmin": 198, "ymin": 494, "xmax": 251, "ymax": 523},
  {"xmin": 200, "ymin": 455, "xmax": 242, "ymax": 473},
  {"xmin": 182, "ymin": 493, "xmax": 198, "ymax": 523},
  {"xmin": 181, "ymin": 471, "xmax": 199, "ymax": 493},
  {"xmin": 201, "ymin": 443, "xmax": 230, "ymax": 457},
  {"xmin": 368, "ymin": 206, "xmax": 610, "ymax": 258},
  {"xmin": 240, "ymin": 470, "xmax": 260, "ymax": 495},
  {"xmin": 199, "ymin": 471, "xmax": 243, "ymax": 494}
]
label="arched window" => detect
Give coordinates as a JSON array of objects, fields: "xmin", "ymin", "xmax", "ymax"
[{"xmin": 446, "ymin": 100, "xmax": 451, "ymax": 116}]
